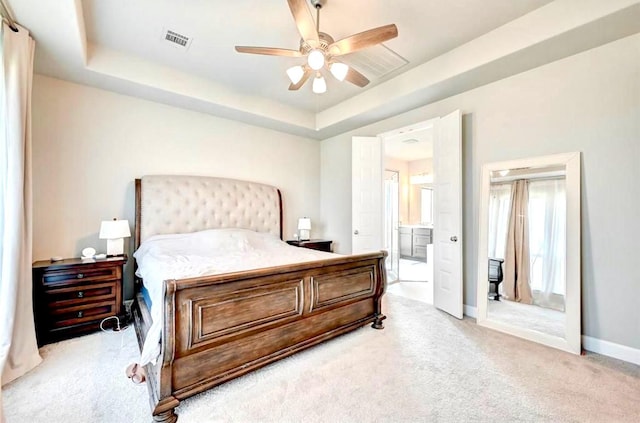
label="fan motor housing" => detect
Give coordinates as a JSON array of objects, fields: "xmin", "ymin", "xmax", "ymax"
[{"xmin": 299, "ymin": 32, "xmax": 334, "ymax": 54}]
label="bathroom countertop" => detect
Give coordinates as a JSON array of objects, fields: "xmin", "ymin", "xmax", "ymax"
[{"xmin": 399, "ymin": 224, "xmax": 433, "ymax": 229}]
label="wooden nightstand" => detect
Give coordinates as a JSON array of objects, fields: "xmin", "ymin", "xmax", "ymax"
[
  {"xmin": 286, "ymin": 239, "xmax": 333, "ymax": 252},
  {"xmin": 32, "ymin": 256, "xmax": 127, "ymax": 346}
]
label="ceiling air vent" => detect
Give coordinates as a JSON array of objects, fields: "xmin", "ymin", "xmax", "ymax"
[
  {"xmin": 162, "ymin": 28, "xmax": 193, "ymax": 50},
  {"xmin": 341, "ymin": 44, "xmax": 408, "ymax": 80}
]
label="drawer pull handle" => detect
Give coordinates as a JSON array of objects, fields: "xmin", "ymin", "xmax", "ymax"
[
  {"xmin": 77, "ymin": 273, "xmax": 84, "ymax": 279},
  {"xmin": 77, "ymin": 291, "xmax": 84, "ymax": 298},
  {"xmin": 77, "ymin": 311, "xmax": 84, "ymax": 318}
]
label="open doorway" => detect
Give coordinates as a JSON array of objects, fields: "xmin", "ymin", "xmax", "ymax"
[
  {"xmin": 351, "ymin": 110, "xmax": 462, "ymax": 318},
  {"xmin": 382, "ymin": 122, "xmax": 434, "ymax": 304}
]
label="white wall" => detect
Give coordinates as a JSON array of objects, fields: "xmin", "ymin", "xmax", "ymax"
[
  {"xmin": 407, "ymin": 158, "xmax": 433, "ymax": 224},
  {"xmin": 32, "ymin": 75, "xmax": 321, "ymax": 298},
  {"xmin": 320, "ymin": 34, "xmax": 640, "ymax": 349},
  {"xmin": 384, "ymin": 157, "xmax": 409, "ymax": 224}
]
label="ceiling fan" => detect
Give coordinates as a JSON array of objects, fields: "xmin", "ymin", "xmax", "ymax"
[{"xmin": 235, "ymin": 0, "xmax": 398, "ymax": 94}]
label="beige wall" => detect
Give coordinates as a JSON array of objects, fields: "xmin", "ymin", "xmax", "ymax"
[
  {"xmin": 32, "ymin": 75, "xmax": 321, "ymax": 298},
  {"xmin": 319, "ymin": 34, "xmax": 640, "ymax": 349}
]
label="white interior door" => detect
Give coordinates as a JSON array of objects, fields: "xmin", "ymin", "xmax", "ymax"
[
  {"xmin": 352, "ymin": 136, "xmax": 383, "ymax": 254},
  {"xmin": 433, "ymin": 110, "xmax": 463, "ymax": 319}
]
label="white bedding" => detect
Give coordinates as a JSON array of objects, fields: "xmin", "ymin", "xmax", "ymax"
[{"xmin": 133, "ymin": 228, "xmax": 336, "ymax": 366}]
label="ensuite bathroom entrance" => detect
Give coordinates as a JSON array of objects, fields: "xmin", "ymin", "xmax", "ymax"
[
  {"xmin": 382, "ymin": 125, "xmax": 435, "ymax": 305},
  {"xmin": 352, "ymin": 110, "xmax": 462, "ymax": 318}
]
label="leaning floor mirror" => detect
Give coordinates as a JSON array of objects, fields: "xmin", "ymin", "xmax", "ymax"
[{"xmin": 476, "ymin": 152, "xmax": 581, "ymax": 354}]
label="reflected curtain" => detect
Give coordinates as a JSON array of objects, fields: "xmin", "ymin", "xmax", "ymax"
[
  {"xmin": 0, "ymin": 22, "xmax": 40, "ymax": 419},
  {"xmin": 503, "ymin": 180, "xmax": 533, "ymax": 303},
  {"xmin": 528, "ymin": 179, "xmax": 566, "ymax": 311}
]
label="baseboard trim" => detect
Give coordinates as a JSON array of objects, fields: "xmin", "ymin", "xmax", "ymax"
[
  {"xmin": 463, "ymin": 304, "xmax": 477, "ymax": 318},
  {"xmin": 582, "ymin": 335, "xmax": 640, "ymax": 365},
  {"xmin": 466, "ymin": 305, "xmax": 639, "ymax": 365}
]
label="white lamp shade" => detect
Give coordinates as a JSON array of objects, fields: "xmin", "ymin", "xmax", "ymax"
[
  {"xmin": 307, "ymin": 49, "xmax": 325, "ymax": 70},
  {"xmin": 312, "ymin": 75, "xmax": 327, "ymax": 94},
  {"xmin": 297, "ymin": 218, "xmax": 311, "ymax": 230},
  {"xmin": 297, "ymin": 217, "xmax": 311, "ymax": 241},
  {"xmin": 330, "ymin": 62, "xmax": 349, "ymax": 81},
  {"xmin": 99, "ymin": 219, "xmax": 131, "ymax": 239},
  {"xmin": 286, "ymin": 65, "xmax": 305, "ymax": 84}
]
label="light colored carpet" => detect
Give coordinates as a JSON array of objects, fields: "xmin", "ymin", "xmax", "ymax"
[
  {"xmin": 4, "ymin": 294, "xmax": 640, "ymax": 423},
  {"xmin": 488, "ymin": 299, "xmax": 565, "ymax": 338},
  {"xmin": 387, "ymin": 281, "xmax": 433, "ymax": 304}
]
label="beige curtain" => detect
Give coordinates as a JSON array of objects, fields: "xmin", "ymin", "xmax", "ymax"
[
  {"xmin": 503, "ymin": 180, "xmax": 533, "ymax": 303},
  {"xmin": 0, "ymin": 22, "xmax": 40, "ymax": 421}
]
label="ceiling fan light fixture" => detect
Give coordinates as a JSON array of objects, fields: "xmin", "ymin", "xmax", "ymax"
[
  {"xmin": 286, "ymin": 65, "xmax": 305, "ymax": 84},
  {"xmin": 234, "ymin": 0, "xmax": 397, "ymax": 93},
  {"xmin": 312, "ymin": 75, "xmax": 327, "ymax": 94},
  {"xmin": 308, "ymin": 49, "xmax": 325, "ymax": 70},
  {"xmin": 329, "ymin": 62, "xmax": 349, "ymax": 81}
]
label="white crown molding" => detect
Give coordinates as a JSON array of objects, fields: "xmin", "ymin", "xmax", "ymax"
[{"xmin": 17, "ymin": 0, "xmax": 640, "ymax": 139}]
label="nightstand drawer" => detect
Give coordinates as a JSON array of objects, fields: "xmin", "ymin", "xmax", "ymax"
[
  {"xmin": 44, "ymin": 282, "xmax": 117, "ymax": 308},
  {"xmin": 41, "ymin": 266, "xmax": 119, "ymax": 286},
  {"xmin": 33, "ymin": 256, "xmax": 127, "ymax": 345},
  {"xmin": 49, "ymin": 301, "xmax": 116, "ymax": 329}
]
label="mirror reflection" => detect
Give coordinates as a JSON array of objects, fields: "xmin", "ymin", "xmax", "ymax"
[{"xmin": 486, "ymin": 165, "xmax": 567, "ymax": 338}]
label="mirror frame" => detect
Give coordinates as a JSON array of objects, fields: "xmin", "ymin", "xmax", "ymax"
[{"xmin": 476, "ymin": 152, "xmax": 581, "ymax": 354}]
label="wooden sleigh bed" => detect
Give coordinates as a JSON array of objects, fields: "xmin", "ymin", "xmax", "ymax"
[{"xmin": 131, "ymin": 175, "xmax": 387, "ymax": 422}]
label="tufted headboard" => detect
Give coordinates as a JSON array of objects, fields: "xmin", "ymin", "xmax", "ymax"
[{"xmin": 134, "ymin": 175, "xmax": 283, "ymax": 248}]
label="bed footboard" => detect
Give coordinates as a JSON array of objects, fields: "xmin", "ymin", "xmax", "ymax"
[{"xmin": 134, "ymin": 251, "xmax": 386, "ymax": 422}]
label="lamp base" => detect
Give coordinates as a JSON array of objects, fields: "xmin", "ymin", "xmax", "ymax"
[
  {"xmin": 106, "ymin": 238, "xmax": 124, "ymax": 256},
  {"xmin": 298, "ymin": 229, "xmax": 310, "ymax": 241}
]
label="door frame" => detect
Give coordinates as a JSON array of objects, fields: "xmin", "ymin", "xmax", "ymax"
[
  {"xmin": 378, "ymin": 117, "xmax": 438, "ymax": 289},
  {"xmin": 383, "ymin": 169, "xmax": 400, "ymax": 283},
  {"xmin": 352, "ymin": 114, "xmax": 463, "ymax": 315}
]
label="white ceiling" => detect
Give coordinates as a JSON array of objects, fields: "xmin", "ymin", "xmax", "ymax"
[
  {"xmin": 384, "ymin": 128, "xmax": 433, "ymax": 161},
  {"xmin": 81, "ymin": 0, "xmax": 552, "ymax": 112},
  {"xmin": 10, "ymin": 0, "xmax": 640, "ymax": 139}
]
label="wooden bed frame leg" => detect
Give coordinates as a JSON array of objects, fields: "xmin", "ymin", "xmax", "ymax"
[
  {"xmin": 372, "ymin": 313, "xmax": 386, "ymax": 330},
  {"xmin": 152, "ymin": 397, "xmax": 179, "ymax": 423},
  {"xmin": 152, "ymin": 408, "xmax": 177, "ymax": 423}
]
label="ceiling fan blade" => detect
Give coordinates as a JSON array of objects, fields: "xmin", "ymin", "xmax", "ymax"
[
  {"xmin": 235, "ymin": 46, "xmax": 302, "ymax": 57},
  {"xmin": 344, "ymin": 67, "xmax": 370, "ymax": 87},
  {"xmin": 328, "ymin": 24, "xmax": 398, "ymax": 56},
  {"xmin": 289, "ymin": 67, "xmax": 312, "ymax": 90},
  {"xmin": 287, "ymin": 0, "xmax": 319, "ymax": 47}
]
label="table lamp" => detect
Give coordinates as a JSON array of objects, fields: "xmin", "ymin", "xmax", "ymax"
[
  {"xmin": 298, "ymin": 217, "xmax": 311, "ymax": 241},
  {"xmin": 99, "ymin": 218, "xmax": 131, "ymax": 256}
]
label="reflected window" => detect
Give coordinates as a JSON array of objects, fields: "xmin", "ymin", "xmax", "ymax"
[
  {"xmin": 528, "ymin": 179, "xmax": 566, "ymax": 308},
  {"xmin": 488, "ymin": 183, "xmax": 512, "ymax": 259}
]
